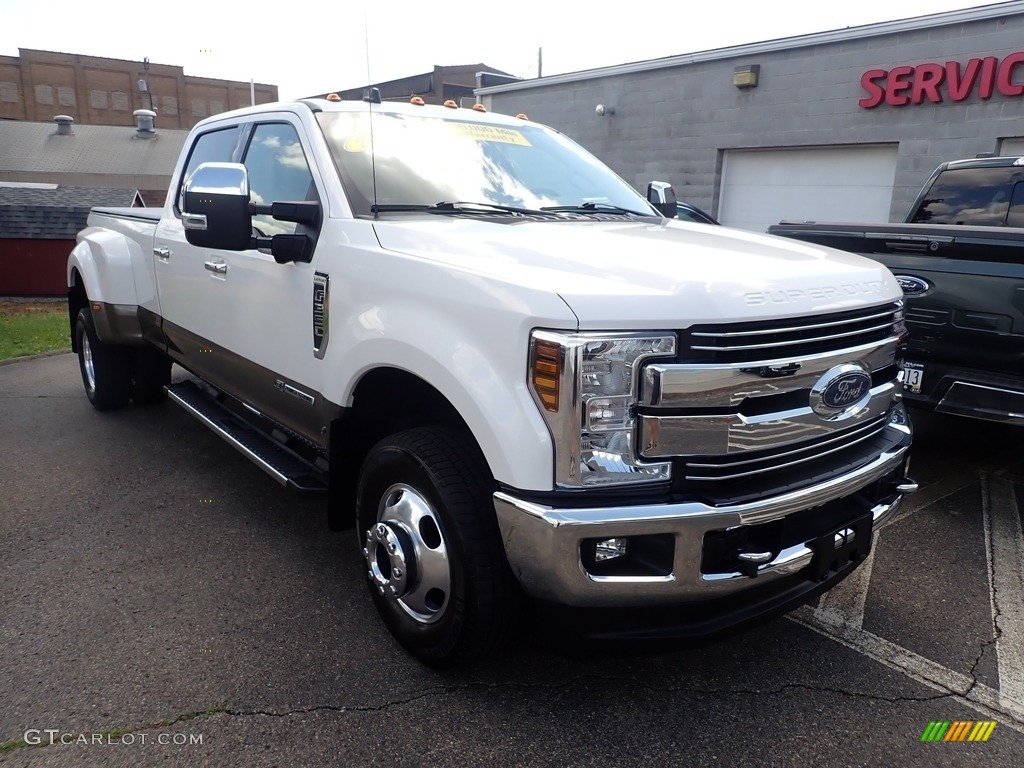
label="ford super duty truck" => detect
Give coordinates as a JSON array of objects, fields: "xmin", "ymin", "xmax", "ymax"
[
  {"xmin": 770, "ymin": 155, "xmax": 1024, "ymax": 426},
  {"xmin": 68, "ymin": 96, "xmax": 915, "ymax": 666}
]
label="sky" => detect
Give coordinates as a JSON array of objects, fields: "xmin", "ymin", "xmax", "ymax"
[{"xmin": 0, "ymin": 0, "xmax": 1006, "ymax": 101}]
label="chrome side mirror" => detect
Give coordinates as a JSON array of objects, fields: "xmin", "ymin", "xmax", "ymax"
[{"xmin": 647, "ymin": 180, "xmax": 678, "ymax": 219}]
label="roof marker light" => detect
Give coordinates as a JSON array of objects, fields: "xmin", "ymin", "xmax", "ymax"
[
  {"xmin": 410, "ymin": 96, "xmax": 425, "ymax": 105},
  {"xmin": 325, "ymin": 93, "xmax": 341, "ymax": 102},
  {"xmin": 443, "ymin": 99, "xmax": 458, "ymax": 109}
]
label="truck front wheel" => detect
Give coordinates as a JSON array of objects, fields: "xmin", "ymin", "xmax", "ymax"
[
  {"xmin": 356, "ymin": 428, "xmax": 520, "ymax": 667},
  {"xmin": 75, "ymin": 308, "xmax": 131, "ymax": 410}
]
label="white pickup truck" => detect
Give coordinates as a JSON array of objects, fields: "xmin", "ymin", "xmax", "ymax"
[{"xmin": 68, "ymin": 96, "xmax": 916, "ymax": 666}]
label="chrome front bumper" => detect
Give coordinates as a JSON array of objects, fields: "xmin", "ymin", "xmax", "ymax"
[{"xmin": 494, "ymin": 434, "xmax": 912, "ymax": 608}]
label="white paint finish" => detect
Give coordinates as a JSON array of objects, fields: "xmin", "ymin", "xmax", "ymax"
[
  {"xmin": 982, "ymin": 473, "xmax": 1024, "ymax": 713},
  {"xmin": 719, "ymin": 146, "xmax": 899, "ymax": 233},
  {"xmin": 372, "ymin": 218, "xmax": 901, "ymax": 327},
  {"xmin": 69, "ymin": 216, "xmax": 157, "ymax": 308},
  {"xmin": 82, "ymin": 99, "xmax": 906, "ymax": 492}
]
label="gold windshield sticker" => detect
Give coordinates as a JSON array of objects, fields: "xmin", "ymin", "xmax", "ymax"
[
  {"xmin": 343, "ymin": 136, "xmax": 366, "ymax": 152},
  {"xmin": 451, "ymin": 123, "xmax": 532, "ymax": 146}
]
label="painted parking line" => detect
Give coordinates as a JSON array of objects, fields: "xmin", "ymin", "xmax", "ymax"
[
  {"xmin": 983, "ymin": 472, "xmax": 1024, "ymax": 712},
  {"xmin": 790, "ymin": 468, "xmax": 1024, "ymax": 733},
  {"xmin": 792, "ymin": 610, "xmax": 1019, "ymax": 731}
]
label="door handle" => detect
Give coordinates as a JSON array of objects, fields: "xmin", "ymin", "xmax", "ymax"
[
  {"xmin": 204, "ymin": 259, "xmax": 228, "ymax": 274},
  {"xmin": 154, "ymin": 246, "xmax": 170, "ymax": 261}
]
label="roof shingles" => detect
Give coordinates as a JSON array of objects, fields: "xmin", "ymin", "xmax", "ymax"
[{"xmin": 0, "ymin": 186, "xmax": 139, "ymax": 239}]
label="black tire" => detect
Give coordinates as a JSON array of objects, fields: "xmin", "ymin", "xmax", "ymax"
[
  {"xmin": 356, "ymin": 427, "xmax": 521, "ymax": 667},
  {"xmin": 75, "ymin": 308, "xmax": 131, "ymax": 411},
  {"xmin": 130, "ymin": 346, "xmax": 171, "ymax": 405}
]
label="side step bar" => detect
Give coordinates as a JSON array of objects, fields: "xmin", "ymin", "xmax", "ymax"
[{"xmin": 166, "ymin": 380, "xmax": 327, "ymax": 494}]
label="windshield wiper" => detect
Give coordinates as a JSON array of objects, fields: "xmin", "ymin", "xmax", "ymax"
[
  {"xmin": 370, "ymin": 201, "xmax": 547, "ymax": 215},
  {"xmin": 370, "ymin": 204, "xmax": 431, "ymax": 213},
  {"xmin": 430, "ymin": 201, "xmax": 548, "ymax": 215},
  {"xmin": 541, "ymin": 202, "xmax": 651, "ymax": 216}
]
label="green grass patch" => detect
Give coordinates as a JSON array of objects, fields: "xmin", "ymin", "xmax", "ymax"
[{"xmin": 0, "ymin": 304, "xmax": 70, "ymax": 361}]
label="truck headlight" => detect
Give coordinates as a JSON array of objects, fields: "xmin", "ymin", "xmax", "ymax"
[{"xmin": 529, "ymin": 331, "xmax": 676, "ymax": 488}]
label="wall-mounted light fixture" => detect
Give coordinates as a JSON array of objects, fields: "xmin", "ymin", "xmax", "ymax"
[
  {"xmin": 595, "ymin": 104, "xmax": 616, "ymax": 117},
  {"xmin": 733, "ymin": 65, "xmax": 760, "ymax": 89}
]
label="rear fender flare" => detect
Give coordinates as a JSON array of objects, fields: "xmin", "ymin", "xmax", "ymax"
[{"xmin": 67, "ymin": 227, "xmax": 143, "ymax": 308}]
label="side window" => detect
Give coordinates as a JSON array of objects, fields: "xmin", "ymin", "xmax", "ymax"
[
  {"xmin": 243, "ymin": 123, "xmax": 318, "ymax": 236},
  {"xmin": 176, "ymin": 126, "xmax": 240, "ymax": 212},
  {"xmin": 910, "ymin": 167, "xmax": 1022, "ymax": 225}
]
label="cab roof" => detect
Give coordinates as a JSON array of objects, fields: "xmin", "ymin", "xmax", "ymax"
[{"xmin": 194, "ymin": 97, "xmax": 534, "ymax": 130}]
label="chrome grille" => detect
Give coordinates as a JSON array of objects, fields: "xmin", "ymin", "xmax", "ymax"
[
  {"xmin": 678, "ymin": 301, "xmax": 904, "ymax": 364},
  {"xmin": 682, "ymin": 415, "xmax": 889, "ymax": 482}
]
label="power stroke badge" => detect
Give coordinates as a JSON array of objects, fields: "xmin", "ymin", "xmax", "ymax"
[{"xmin": 313, "ymin": 272, "xmax": 330, "ymax": 359}]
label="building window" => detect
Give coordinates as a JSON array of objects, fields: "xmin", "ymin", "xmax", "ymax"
[
  {"xmin": 89, "ymin": 90, "xmax": 108, "ymax": 110},
  {"xmin": 57, "ymin": 86, "xmax": 76, "ymax": 107},
  {"xmin": 35, "ymin": 84, "xmax": 54, "ymax": 105},
  {"xmin": 111, "ymin": 91, "xmax": 129, "ymax": 111},
  {"xmin": 0, "ymin": 82, "xmax": 18, "ymax": 103}
]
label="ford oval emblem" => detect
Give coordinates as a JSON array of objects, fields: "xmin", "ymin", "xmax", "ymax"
[
  {"xmin": 811, "ymin": 363, "xmax": 872, "ymax": 420},
  {"xmin": 894, "ymin": 275, "xmax": 930, "ymax": 295},
  {"xmin": 822, "ymin": 372, "xmax": 871, "ymax": 409}
]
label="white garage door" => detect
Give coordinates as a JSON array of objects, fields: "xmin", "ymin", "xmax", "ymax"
[
  {"xmin": 719, "ymin": 145, "xmax": 898, "ymax": 233},
  {"xmin": 1000, "ymin": 137, "xmax": 1024, "ymax": 156}
]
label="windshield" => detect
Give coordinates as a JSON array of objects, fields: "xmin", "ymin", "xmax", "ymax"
[{"xmin": 316, "ymin": 110, "xmax": 657, "ymax": 217}]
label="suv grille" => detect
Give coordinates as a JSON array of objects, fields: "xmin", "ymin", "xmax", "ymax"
[{"xmin": 677, "ymin": 301, "xmax": 904, "ymax": 364}]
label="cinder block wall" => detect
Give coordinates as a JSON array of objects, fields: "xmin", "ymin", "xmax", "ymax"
[{"xmin": 484, "ymin": 14, "xmax": 1024, "ymax": 222}]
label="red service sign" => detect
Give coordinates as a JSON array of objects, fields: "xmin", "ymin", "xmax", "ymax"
[{"xmin": 859, "ymin": 52, "xmax": 1024, "ymax": 108}]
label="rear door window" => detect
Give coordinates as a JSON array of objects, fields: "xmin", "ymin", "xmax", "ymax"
[{"xmin": 910, "ymin": 167, "xmax": 1024, "ymax": 225}]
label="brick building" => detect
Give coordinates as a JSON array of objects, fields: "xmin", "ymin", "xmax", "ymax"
[
  {"xmin": 478, "ymin": 1, "xmax": 1024, "ymax": 232},
  {"xmin": 0, "ymin": 48, "xmax": 278, "ymax": 130}
]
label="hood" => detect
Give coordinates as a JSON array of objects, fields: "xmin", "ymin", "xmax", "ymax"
[{"xmin": 371, "ymin": 216, "xmax": 902, "ymax": 328}]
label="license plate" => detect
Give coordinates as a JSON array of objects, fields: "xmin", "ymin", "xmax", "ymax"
[{"xmin": 903, "ymin": 361, "xmax": 924, "ymax": 394}]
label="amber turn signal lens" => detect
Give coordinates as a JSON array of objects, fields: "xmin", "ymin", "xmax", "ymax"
[{"xmin": 532, "ymin": 340, "xmax": 562, "ymax": 412}]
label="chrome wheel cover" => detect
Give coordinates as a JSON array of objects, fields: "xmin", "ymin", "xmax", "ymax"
[
  {"xmin": 81, "ymin": 332, "xmax": 96, "ymax": 393},
  {"xmin": 364, "ymin": 483, "xmax": 450, "ymax": 625}
]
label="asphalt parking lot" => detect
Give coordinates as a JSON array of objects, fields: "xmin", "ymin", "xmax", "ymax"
[{"xmin": 2, "ymin": 352, "xmax": 1022, "ymax": 767}]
